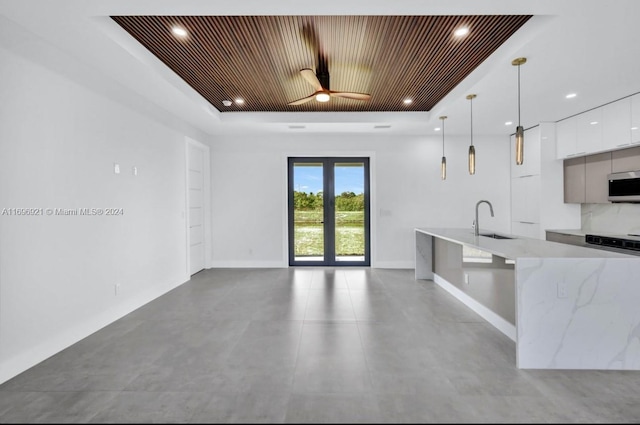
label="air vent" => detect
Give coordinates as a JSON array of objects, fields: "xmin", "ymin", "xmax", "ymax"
[
  {"xmin": 288, "ymin": 125, "xmax": 306, "ymax": 129},
  {"xmin": 374, "ymin": 125, "xmax": 392, "ymax": 129}
]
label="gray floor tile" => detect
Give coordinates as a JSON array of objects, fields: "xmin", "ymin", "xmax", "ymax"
[
  {"xmin": 2, "ymin": 267, "xmax": 640, "ymax": 423},
  {"xmin": 192, "ymin": 391, "xmax": 290, "ymax": 423},
  {"xmin": 87, "ymin": 391, "xmax": 211, "ymax": 423},
  {"xmin": 284, "ymin": 393, "xmax": 382, "ymax": 423}
]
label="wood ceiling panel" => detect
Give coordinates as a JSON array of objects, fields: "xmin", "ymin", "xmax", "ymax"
[{"xmin": 111, "ymin": 15, "xmax": 532, "ymax": 112}]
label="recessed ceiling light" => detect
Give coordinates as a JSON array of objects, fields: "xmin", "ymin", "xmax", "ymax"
[
  {"xmin": 505, "ymin": 121, "xmax": 513, "ymax": 126},
  {"xmin": 566, "ymin": 93, "xmax": 577, "ymax": 99},
  {"xmin": 171, "ymin": 25, "xmax": 188, "ymax": 38},
  {"xmin": 454, "ymin": 26, "xmax": 469, "ymax": 37},
  {"xmin": 590, "ymin": 121, "xmax": 599, "ymax": 125},
  {"xmin": 403, "ymin": 98, "xmax": 412, "ymax": 105},
  {"xmin": 235, "ymin": 98, "xmax": 245, "ymax": 105},
  {"xmin": 434, "ymin": 127, "xmax": 441, "ymax": 131},
  {"xmin": 222, "ymin": 100, "xmax": 232, "ymax": 107},
  {"xmin": 632, "ymin": 127, "xmax": 639, "ymax": 130}
]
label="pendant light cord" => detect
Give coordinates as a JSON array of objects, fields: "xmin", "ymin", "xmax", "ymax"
[
  {"xmin": 442, "ymin": 118, "xmax": 445, "ymax": 155},
  {"xmin": 470, "ymin": 97, "xmax": 473, "ymax": 146},
  {"xmin": 517, "ymin": 64, "xmax": 521, "ymax": 127}
]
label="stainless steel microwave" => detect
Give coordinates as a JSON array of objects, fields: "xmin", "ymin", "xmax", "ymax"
[{"xmin": 608, "ymin": 170, "xmax": 640, "ymax": 202}]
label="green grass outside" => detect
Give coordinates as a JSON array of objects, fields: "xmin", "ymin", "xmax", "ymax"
[{"xmin": 294, "ymin": 210, "xmax": 365, "ymax": 256}]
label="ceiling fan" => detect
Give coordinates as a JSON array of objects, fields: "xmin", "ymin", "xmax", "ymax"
[
  {"xmin": 288, "ymin": 23, "xmax": 371, "ymax": 106},
  {"xmin": 288, "ymin": 67, "xmax": 372, "ymax": 106}
]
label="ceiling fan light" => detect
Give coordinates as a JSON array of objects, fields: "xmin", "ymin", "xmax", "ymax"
[{"xmin": 315, "ymin": 92, "xmax": 330, "ymax": 102}]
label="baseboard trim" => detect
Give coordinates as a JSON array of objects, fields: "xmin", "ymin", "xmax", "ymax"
[
  {"xmin": 209, "ymin": 260, "xmax": 287, "ymax": 268},
  {"xmin": 372, "ymin": 261, "xmax": 414, "ymax": 269}
]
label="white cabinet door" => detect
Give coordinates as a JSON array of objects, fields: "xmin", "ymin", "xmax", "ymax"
[
  {"xmin": 602, "ymin": 97, "xmax": 631, "ymax": 151},
  {"xmin": 576, "ymin": 107, "xmax": 603, "ymax": 154},
  {"xmin": 631, "ymin": 93, "xmax": 640, "ymax": 145},
  {"xmin": 511, "ymin": 175, "xmax": 540, "ymax": 224},
  {"xmin": 525, "ymin": 175, "xmax": 541, "ymax": 223},
  {"xmin": 557, "ymin": 117, "xmax": 578, "ymax": 159},
  {"xmin": 511, "ymin": 221, "xmax": 541, "ymax": 239},
  {"xmin": 511, "ymin": 177, "xmax": 527, "ymax": 223}
]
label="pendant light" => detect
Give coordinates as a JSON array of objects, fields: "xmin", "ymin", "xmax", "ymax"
[
  {"xmin": 467, "ymin": 94, "xmax": 476, "ymax": 175},
  {"xmin": 440, "ymin": 116, "xmax": 447, "ymax": 180},
  {"xmin": 512, "ymin": 57, "xmax": 527, "ymax": 165}
]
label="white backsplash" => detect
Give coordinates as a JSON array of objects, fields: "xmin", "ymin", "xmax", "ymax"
[{"xmin": 582, "ymin": 203, "xmax": 640, "ymax": 235}]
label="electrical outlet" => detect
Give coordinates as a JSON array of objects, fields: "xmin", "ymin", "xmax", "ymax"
[
  {"xmin": 114, "ymin": 163, "xmax": 120, "ymax": 174},
  {"xmin": 557, "ymin": 281, "xmax": 567, "ymax": 298},
  {"xmin": 464, "ymin": 273, "xmax": 470, "ymax": 285},
  {"xmin": 114, "ymin": 283, "xmax": 121, "ymax": 296}
]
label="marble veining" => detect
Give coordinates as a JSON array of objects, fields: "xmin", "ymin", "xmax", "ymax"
[{"xmin": 582, "ymin": 203, "xmax": 640, "ymax": 235}]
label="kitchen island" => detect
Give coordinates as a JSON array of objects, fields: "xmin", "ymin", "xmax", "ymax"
[{"xmin": 415, "ymin": 227, "xmax": 640, "ymax": 370}]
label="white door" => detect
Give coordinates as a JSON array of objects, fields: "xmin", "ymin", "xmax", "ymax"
[{"xmin": 188, "ymin": 143, "xmax": 205, "ymax": 275}]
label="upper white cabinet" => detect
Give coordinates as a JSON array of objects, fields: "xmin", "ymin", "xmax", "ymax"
[
  {"xmin": 631, "ymin": 93, "xmax": 640, "ymax": 145},
  {"xmin": 556, "ymin": 94, "xmax": 637, "ymax": 159},
  {"xmin": 556, "ymin": 118, "xmax": 578, "ymax": 159},
  {"xmin": 602, "ymin": 97, "xmax": 631, "ymax": 151},
  {"xmin": 576, "ymin": 108, "xmax": 603, "ymax": 154}
]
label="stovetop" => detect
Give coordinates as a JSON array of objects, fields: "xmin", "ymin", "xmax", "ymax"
[{"xmin": 585, "ymin": 233, "xmax": 640, "ymax": 252}]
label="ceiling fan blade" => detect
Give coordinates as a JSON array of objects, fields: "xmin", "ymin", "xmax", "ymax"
[
  {"xmin": 288, "ymin": 93, "xmax": 317, "ymax": 106},
  {"xmin": 330, "ymin": 91, "xmax": 371, "ymax": 101},
  {"xmin": 300, "ymin": 68, "xmax": 323, "ymax": 91}
]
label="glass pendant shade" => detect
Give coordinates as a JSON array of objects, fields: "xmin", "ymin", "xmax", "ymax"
[
  {"xmin": 466, "ymin": 94, "xmax": 476, "ymax": 175},
  {"xmin": 468, "ymin": 145, "xmax": 476, "ymax": 175},
  {"xmin": 515, "ymin": 125, "xmax": 524, "ymax": 165}
]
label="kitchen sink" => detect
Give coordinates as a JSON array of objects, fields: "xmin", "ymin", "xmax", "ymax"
[{"xmin": 479, "ymin": 232, "xmax": 515, "ymax": 240}]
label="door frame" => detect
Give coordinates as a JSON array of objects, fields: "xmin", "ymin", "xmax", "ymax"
[
  {"xmin": 185, "ymin": 137, "xmax": 212, "ymax": 275},
  {"xmin": 285, "ymin": 153, "xmax": 375, "ymax": 267}
]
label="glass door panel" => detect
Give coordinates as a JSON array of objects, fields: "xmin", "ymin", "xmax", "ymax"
[
  {"xmin": 291, "ymin": 162, "xmax": 324, "ymax": 262},
  {"xmin": 334, "ymin": 162, "xmax": 366, "ymax": 262}
]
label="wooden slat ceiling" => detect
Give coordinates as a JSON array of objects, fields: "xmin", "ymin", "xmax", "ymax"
[{"xmin": 111, "ymin": 15, "xmax": 532, "ymax": 112}]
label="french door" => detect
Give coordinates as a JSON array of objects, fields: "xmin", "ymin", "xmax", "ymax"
[{"xmin": 288, "ymin": 157, "xmax": 370, "ymax": 266}]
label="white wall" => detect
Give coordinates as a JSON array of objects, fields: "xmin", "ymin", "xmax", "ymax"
[
  {"xmin": 209, "ymin": 133, "xmax": 512, "ymax": 268},
  {"xmin": 0, "ymin": 43, "xmax": 198, "ymax": 383}
]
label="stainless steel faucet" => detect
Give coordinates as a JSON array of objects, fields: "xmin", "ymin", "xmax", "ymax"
[{"xmin": 474, "ymin": 200, "xmax": 494, "ymax": 236}]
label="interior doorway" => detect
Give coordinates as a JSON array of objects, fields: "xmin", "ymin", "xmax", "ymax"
[
  {"xmin": 288, "ymin": 157, "xmax": 370, "ymax": 266},
  {"xmin": 186, "ymin": 138, "xmax": 211, "ymax": 276}
]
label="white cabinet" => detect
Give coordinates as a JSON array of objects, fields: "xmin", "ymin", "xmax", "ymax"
[
  {"xmin": 556, "ymin": 118, "xmax": 578, "ymax": 159},
  {"xmin": 512, "ymin": 221, "xmax": 541, "ymax": 239},
  {"xmin": 513, "ymin": 122, "xmax": 578, "ymax": 240},
  {"xmin": 557, "ymin": 95, "xmax": 638, "ymax": 159},
  {"xmin": 511, "ymin": 175, "xmax": 541, "ymax": 223},
  {"xmin": 631, "ymin": 93, "xmax": 640, "ymax": 145},
  {"xmin": 602, "ymin": 97, "xmax": 631, "ymax": 151},
  {"xmin": 576, "ymin": 107, "xmax": 603, "ymax": 154}
]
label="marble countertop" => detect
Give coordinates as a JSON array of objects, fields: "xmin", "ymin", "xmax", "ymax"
[{"xmin": 415, "ymin": 227, "xmax": 638, "ymax": 260}]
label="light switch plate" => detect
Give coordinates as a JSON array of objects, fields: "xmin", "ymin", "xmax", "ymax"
[{"xmin": 114, "ymin": 163, "xmax": 120, "ymax": 174}]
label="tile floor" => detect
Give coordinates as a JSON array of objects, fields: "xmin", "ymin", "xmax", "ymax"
[{"xmin": 1, "ymin": 268, "xmax": 639, "ymax": 423}]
